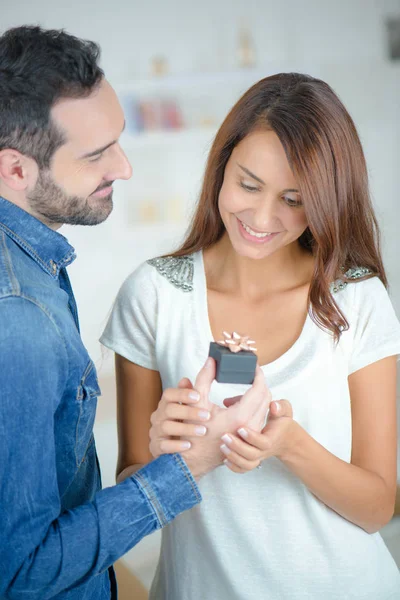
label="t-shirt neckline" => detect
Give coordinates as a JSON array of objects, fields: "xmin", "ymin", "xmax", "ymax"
[{"xmin": 194, "ymin": 249, "xmax": 313, "ymax": 376}]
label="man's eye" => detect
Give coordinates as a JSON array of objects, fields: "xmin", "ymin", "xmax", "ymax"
[{"xmin": 89, "ymin": 153, "xmax": 103, "ymax": 163}]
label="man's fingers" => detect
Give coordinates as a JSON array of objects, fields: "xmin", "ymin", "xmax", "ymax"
[
  {"xmin": 162, "ymin": 387, "xmax": 201, "ymax": 405},
  {"xmin": 151, "ymin": 439, "xmax": 192, "ymax": 456},
  {"xmin": 193, "ymin": 357, "xmax": 215, "ymax": 407},
  {"xmin": 151, "ymin": 403, "xmax": 210, "ymax": 427},
  {"xmin": 158, "ymin": 420, "xmax": 208, "ymax": 438},
  {"xmin": 268, "ymin": 399, "xmax": 293, "ymax": 420}
]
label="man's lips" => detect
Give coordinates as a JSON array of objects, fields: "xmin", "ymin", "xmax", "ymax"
[{"xmin": 91, "ymin": 185, "xmax": 113, "ymax": 198}]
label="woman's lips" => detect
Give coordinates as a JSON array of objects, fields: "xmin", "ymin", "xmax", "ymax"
[{"xmin": 236, "ymin": 217, "xmax": 281, "ymax": 244}]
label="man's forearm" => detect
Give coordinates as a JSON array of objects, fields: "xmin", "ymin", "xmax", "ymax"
[{"xmin": 1, "ymin": 454, "xmax": 201, "ymax": 599}]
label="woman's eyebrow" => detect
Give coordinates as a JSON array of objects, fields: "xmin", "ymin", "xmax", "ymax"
[{"xmin": 237, "ymin": 163, "xmax": 265, "ymax": 185}]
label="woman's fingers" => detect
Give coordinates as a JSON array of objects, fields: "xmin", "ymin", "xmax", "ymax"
[
  {"xmin": 235, "ymin": 426, "xmax": 271, "ymax": 450},
  {"xmin": 223, "ymin": 460, "xmax": 248, "ymax": 474},
  {"xmin": 220, "ymin": 433, "xmax": 263, "ymax": 461},
  {"xmin": 222, "ymin": 395, "xmax": 242, "ymax": 408},
  {"xmin": 268, "ymin": 399, "xmax": 293, "ymax": 420},
  {"xmin": 222, "ymin": 451, "xmax": 261, "ymax": 472},
  {"xmin": 178, "ymin": 377, "xmax": 194, "ymax": 390}
]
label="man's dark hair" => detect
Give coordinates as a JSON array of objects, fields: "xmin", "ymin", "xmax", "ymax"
[{"xmin": 0, "ymin": 26, "xmax": 104, "ymax": 168}]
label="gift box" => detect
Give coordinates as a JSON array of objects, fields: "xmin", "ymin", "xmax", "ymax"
[{"xmin": 209, "ymin": 341, "xmax": 257, "ymax": 384}]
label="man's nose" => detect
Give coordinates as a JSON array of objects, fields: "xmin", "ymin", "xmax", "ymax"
[{"xmin": 107, "ymin": 144, "xmax": 132, "ymax": 181}]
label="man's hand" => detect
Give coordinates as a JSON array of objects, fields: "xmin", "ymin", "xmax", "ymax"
[
  {"xmin": 149, "ymin": 359, "xmax": 272, "ymax": 480},
  {"xmin": 149, "ymin": 361, "xmax": 213, "ymax": 458}
]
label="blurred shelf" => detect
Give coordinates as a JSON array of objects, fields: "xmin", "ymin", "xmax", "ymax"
[
  {"xmin": 114, "ymin": 67, "xmax": 286, "ymax": 94},
  {"xmin": 113, "ymin": 61, "xmax": 400, "ymax": 94},
  {"xmin": 120, "ymin": 127, "xmax": 216, "ymax": 149}
]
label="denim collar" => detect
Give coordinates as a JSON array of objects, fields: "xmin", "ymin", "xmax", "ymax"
[{"xmin": 0, "ymin": 196, "xmax": 76, "ymax": 278}]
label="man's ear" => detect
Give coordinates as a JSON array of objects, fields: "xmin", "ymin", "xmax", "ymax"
[{"xmin": 0, "ymin": 149, "xmax": 39, "ymax": 192}]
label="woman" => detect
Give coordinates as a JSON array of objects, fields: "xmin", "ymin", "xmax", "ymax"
[{"xmin": 101, "ymin": 73, "xmax": 400, "ymax": 599}]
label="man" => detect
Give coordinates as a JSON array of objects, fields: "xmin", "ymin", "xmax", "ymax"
[{"xmin": 0, "ymin": 25, "xmax": 222, "ymax": 599}]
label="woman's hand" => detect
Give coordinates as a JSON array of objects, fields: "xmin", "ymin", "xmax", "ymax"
[
  {"xmin": 149, "ymin": 359, "xmax": 273, "ymax": 479},
  {"xmin": 220, "ymin": 399, "xmax": 298, "ymax": 473}
]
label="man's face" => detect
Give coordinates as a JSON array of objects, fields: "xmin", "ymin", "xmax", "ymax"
[{"xmin": 27, "ymin": 79, "xmax": 132, "ymax": 227}]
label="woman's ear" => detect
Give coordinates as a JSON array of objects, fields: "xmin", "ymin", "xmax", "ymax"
[{"xmin": 0, "ymin": 149, "xmax": 38, "ymax": 192}]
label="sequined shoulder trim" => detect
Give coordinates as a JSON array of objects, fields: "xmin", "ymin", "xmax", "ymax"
[
  {"xmin": 331, "ymin": 266, "xmax": 373, "ymax": 294},
  {"xmin": 147, "ymin": 255, "xmax": 194, "ymax": 292}
]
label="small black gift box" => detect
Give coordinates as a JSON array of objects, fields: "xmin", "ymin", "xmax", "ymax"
[{"xmin": 209, "ymin": 341, "xmax": 257, "ymax": 384}]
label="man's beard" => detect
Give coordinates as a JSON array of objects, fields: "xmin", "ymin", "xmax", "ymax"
[{"xmin": 27, "ymin": 169, "xmax": 114, "ymax": 226}]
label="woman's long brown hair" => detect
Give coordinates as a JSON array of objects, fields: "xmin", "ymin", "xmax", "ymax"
[{"xmin": 170, "ymin": 73, "xmax": 386, "ymax": 340}]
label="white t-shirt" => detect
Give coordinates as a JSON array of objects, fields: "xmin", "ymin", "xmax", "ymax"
[{"xmin": 101, "ymin": 251, "xmax": 400, "ymax": 600}]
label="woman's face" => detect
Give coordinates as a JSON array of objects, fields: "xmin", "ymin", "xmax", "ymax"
[{"xmin": 218, "ymin": 129, "xmax": 308, "ymax": 260}]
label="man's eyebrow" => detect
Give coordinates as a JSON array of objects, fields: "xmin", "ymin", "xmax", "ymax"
[
  {"xmin": 237, "ymin": 163, "xmax": 265, "ymax": 185},
  {"xmin": 80, "ymin": 141, "xmax": 116, "ymax": 159},
  {"xmin": 79, "ymin": 121, "xmax": 126, "ymax": 159}
]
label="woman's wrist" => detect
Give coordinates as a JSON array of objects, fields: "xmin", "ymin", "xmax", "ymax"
[{"xmin": 277, "ymin": 420, "xmax": 307, "ymax": 464}]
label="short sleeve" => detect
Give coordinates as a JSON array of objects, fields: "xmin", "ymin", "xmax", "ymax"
[
  {"xmin": 100, "ymin": 262, "xmax": 158, "ymax": 369},
  {"xmin": 348, "ymin": 277, "xmax": 400, "ymax": 375}
]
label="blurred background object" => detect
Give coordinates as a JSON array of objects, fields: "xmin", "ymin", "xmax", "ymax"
[
  {"xmin": 386, "ymin": 15, "xmax": 400, "ymax": 59},
  {"xmin": 2, "ymin": 0, "xmax": 400, "ymax": 592}
]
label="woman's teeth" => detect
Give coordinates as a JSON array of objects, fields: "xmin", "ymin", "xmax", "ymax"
[{"xmin": 240, "ymin": 220, "xmax": 272, "ymax": 238}]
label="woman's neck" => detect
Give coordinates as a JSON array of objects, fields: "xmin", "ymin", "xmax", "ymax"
[{"xmin": 204, "ymin": 233, "xmax": 314, "ymax": 301}]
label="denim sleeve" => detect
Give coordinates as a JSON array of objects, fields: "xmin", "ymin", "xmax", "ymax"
[{"xmin": 0, "ymin": 297, "xmax": 201, "ymax": 599}]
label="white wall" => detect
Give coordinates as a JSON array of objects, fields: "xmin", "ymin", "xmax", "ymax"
[
  {"xmin": 2, "ymin": 0, "xmax": 400, "ymax": 588},
  {"xmin": 4, "ymin": 0, "xmax": 400, "ymax": 367}
]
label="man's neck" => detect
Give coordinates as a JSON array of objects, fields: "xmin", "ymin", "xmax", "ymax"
[{"xmin": 0, "ymin": 189, "xmax": 62, "ymax": 231}]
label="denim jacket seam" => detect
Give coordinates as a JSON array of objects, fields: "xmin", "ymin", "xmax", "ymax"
[
  {"xmin": 134, "ymin": 471, "xmax": 167, "ymax": 528},
  {"xmin": 74, "ymin": 361, "xmax": 96, "ymax": 468},
  {"xmin": 173, "ymin": 454, "xmax": 201, "ymax": 502},
  {"xmin": 0, "ymin": 292, "xmax": 70, "ymax": 386},
  {"xmin": 0, "ymin": 223, "xmax": 56, "ymax": 277},
  {"xmin": 0, "ymin": 230, "xmax": 20, "ymax": 295}
]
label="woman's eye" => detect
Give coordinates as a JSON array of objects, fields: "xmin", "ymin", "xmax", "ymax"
[
  {"xmin": 284, "ymin": 197, "xmax": 303, "ymax": 208},
  {"xmin": 240, "ymin": 181, "xmax": 260, "ymax": 193}
]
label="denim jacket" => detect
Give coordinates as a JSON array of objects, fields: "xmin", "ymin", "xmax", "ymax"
[{"xmin": 0, "ymin": 197, "xmax": 201, "ymax": 599}]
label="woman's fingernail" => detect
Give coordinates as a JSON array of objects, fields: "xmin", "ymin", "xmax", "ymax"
[
  {"xmin": 204, "ymin": 357, "xmax": 213, "ymax": 368},
  {"xmin": 237, "ymin": 428, "xmax": 248, "ymax": 439},
  {"xmin": 189, "ymin": 391, "xmax": 200, "ymax": 401},
  {"xmin": 195, "ymin": 426, "xmax": 207, "ymax": 436},
  {"xmin": 273, "ymin": 401, "xmax": 280, "ymax": 413},
  {"xmin": 198, "ymin": 410, "xmax": 210, "ymax": 421},
  {"xmin": 224, "ymin": 459, "xmax": 232, "ymax": 467},
  {"xmin": 220, "ymin": 444, "xmax": 231, "ymax": 455},
  {"xmin": 221, "ymin": 434, "xmax": 232, "ymax": 444},
  {"xmin": 181, "ymin": 441, "xmax": 191, "ymax": 450}
]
